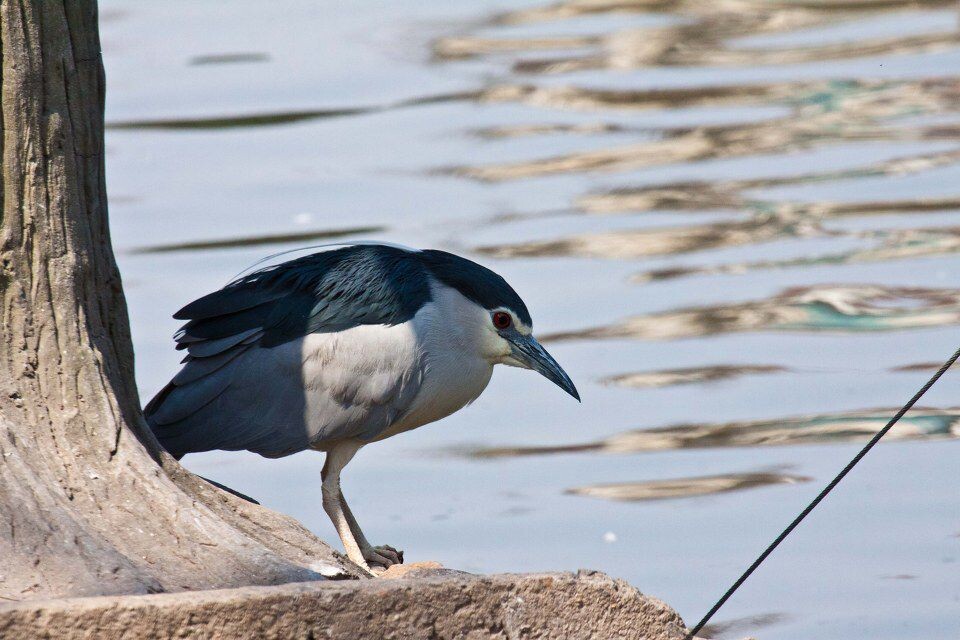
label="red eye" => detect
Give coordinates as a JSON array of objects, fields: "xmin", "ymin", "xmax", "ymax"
[{"xmin": 492, "ymin": 312, "xmax": 512, "ymax": 330}]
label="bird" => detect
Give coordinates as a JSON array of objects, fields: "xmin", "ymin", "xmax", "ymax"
[{"xmin": 144, "ymin": 243, "xmax": 579, "ymax": 573}]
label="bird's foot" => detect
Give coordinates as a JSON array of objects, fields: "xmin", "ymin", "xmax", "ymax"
[{"xmin": 361, "ymin": 544, "xmax": 404, "ymax": 574}]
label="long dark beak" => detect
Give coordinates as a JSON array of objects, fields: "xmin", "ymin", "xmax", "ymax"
[{"xmin": 507, "ymin": 334, "xmax": 580, "ymax": 401}]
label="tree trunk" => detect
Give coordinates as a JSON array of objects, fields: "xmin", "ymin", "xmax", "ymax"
[{"xmin": 0, "ymin": 1, "xmax": 359, "ymax": 602}]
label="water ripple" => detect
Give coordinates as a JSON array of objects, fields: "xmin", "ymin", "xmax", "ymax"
[
  {"xmin": 467, "ymin": 407, "xmax": 960, "ymax": 459},
  {"xmin": 602, "ymin": 365, "xmax": 788, "ymax": 388},
  {"xmin": 129, "ymin": 226, "xmax": 383, "ymax": 254},
  {"xmin": 456, "ymin": 79, "xmax": 960, "ymax": 181},
  {"xmin": 443, "ymin": 0, "xmax": 960, "ymax": 76},
  {"xmin": 566, "ymin": 470, "xmax": 811, "ymax": 502},
  {"xmin": 542, "ymin": 285, "xmax": 960, "ymax": 342}
]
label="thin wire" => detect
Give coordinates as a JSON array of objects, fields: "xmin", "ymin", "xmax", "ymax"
[{"xmin": 685, "ymin": 344, "xmax": 960, "ymax": 639}]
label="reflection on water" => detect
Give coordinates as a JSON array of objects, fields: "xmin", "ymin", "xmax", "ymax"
[
  {"xmin": 892, "ymin": 361, "xmax": 944, "ymax": 372},
  {"xmin": 577, "ymin": 148, "xmax": 960, "ymax": 216},
  {"xmin": 107, "ymin": 92, "xmax": 472, "ymax": 130},
  {"xmin": 699, "ymin": 612, "xmax": 789, "ymax": 640},
  {"xmin": 632, "ymin": 225, "xmax": 960, "ymax": 283},
  {"xmin": 189, "ymin": 52, "xmax": 270, "ymax": 66},
  {"xmin": 456, "ymin": 78, "xmax": 960, "ymax": 181},
  {"xmin": 444, "ymin": 0, "xmax": 960, "ymax": 73},
  {"xmin": 475, "ymin": 80, "xmax": 809, "ymax": 111},
  {"xmin": 479, "ymin": 214, "xmax": 819, "ymax": 258},
  {"xmin": 602, "ymin": 365, "xmax": 787, "ymax": 388},
  {"xmin": 130, "ymin": 226, "xmax": 384, "ymax": 254},
  {"xmin": 471, "ymin": 121, "xmax": 637, "ymax": 139},
  {"xmin": 468, "ymin": 408, "xmax": 960, "ymax": 458},
  {"xmin": 105, "ymin": 0, "xmax": 960, "ymax": 637},
  {"xmin": 510, "ymin": 23, "xmax": 959, "ymax": 74},
  {"xmin": 108, "ymin": 107, "xmax": 377, "ymax": 130},
  {"xmin": 542, "ymin": 285, "xmax": 960, "ymax": 342},
  {"xmin": 566, "ymin": 470, "xmax": 811, "ymax": 502}
]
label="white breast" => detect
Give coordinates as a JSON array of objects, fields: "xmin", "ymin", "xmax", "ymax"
[
  {"xmin": 299, "ymin": 320, "xmax": 424, "ymax": 446},
  {"xmin": 377, "ymin": 282, "xmax": 494, "ymax": 440},
  {"xmin": 300, "ymin": 281, "xmax": 494, "ymax": 446}
]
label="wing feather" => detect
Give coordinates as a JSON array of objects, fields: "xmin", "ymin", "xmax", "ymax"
[
  {"xmin": 173, "ymin": 285, "xmax": 288, "ymax": 320},
  {"xmin": 172, "ymin": 346, "xmax": 251, "ymax": 385},
  {"xmin": 151, "ymin": 335, "xmax": 424, "ymax": 458},
  {"xmin": 145, "ymin": 244, "xmax": 432, "ymax": 458},
  {"xmin": 147, "ymin": 353, "xmax": 243, "ymax": 425},
  {"xmin": 178, "ymin": 302, "xmax": 274, "ymax": 341},
  {"xmin": 183, "ymin": 327, "xmax": 262, "ymax": 357}
]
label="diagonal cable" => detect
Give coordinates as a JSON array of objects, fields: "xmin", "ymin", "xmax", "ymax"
[{"xmin": 685, "ymin": 344, "xmax": 960, "ymax": 640}]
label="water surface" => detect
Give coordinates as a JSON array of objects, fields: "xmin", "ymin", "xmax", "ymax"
[{"xmin": 102, "ymin": 2, "xmax": 960, "ymax": 638}]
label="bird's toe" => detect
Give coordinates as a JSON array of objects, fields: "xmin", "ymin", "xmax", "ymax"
[
  {"xmin": 377, "ymin": 544, "xmax": 404, "ymax": 564},
  {"xmin": 362, "ymin": 544, "xmax": 404, "ymax": 569}
]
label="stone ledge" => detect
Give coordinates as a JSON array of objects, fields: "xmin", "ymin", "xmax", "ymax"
[{"xmin": 0, "ymin": 570, "xmax": 688, "ymax": 639}]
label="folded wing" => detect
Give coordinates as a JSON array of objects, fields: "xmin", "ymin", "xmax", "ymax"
[{"xmin": 145, "ymin": 246, "xmax": 430, "ymax": 458}]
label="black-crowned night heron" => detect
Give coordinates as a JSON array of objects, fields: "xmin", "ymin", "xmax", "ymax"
[{"xmin": 145, "ymin": 243, "xmax": 579, "ymax": 573}]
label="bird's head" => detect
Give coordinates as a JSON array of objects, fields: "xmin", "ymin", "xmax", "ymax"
[
  {"xmin": 481, "ymin": 305, "xmax": 580, "ymax": 402},
  {"xmin": 421, "ymin": 250, "xmax": 580, "ymax": 402}
]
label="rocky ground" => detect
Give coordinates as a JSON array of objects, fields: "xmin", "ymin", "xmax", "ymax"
[{"xmin": 0, "ymin": 565, "xmax": 690, "ymax": 639}]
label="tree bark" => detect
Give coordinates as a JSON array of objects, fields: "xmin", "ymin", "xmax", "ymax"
[{"xmin": 0, "ymin": 1, "xmax": 358, "ymax": 602}]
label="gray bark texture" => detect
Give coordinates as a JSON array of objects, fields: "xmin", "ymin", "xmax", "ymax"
[{"xmin": 0, "ymin": 0, "xmax": 359, "ymax": 602}]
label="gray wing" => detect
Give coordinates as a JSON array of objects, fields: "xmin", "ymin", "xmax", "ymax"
[
  {"xmin": 148, "ymin": 335, "xmax": 424, "ymax": 459},
  {"xmin": 144, "ymin": 246, "xmax": 429, "ymax": 459}
]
